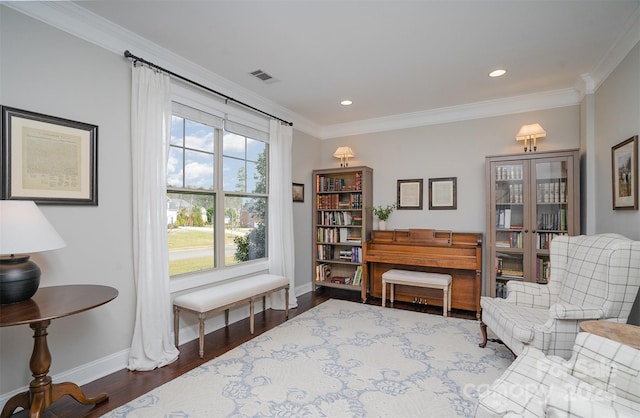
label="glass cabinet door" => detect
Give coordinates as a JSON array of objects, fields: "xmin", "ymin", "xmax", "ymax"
[
  {"xmin": 492, "ymin": 162, "xmax": 527, "ymax": 297},
  {"xmin": 531, "ymin": 158, "xmax": 570, "ymax": 284}
]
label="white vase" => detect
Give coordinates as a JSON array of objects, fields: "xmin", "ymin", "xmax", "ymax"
[{"xmin": 378, "ymin": 220, "xmax": 387, "ymax": 230}]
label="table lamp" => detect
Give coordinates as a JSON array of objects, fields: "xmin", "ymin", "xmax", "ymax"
[{"xmin": 0, "ymin": 200, "xmax": 66, "ymax": 304}]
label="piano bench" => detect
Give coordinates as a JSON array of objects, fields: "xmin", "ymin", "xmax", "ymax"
[{"xmin": 381, "ymin": 269, "xmax": 453, "ymax": 317}]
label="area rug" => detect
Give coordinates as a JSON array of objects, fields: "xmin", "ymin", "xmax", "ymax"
[{"xmin": 103, "ymin": 299, "xmax": 512, "ymax": 417}]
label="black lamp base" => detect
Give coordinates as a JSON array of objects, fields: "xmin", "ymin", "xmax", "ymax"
[{"xmin": 0, "ymin": 255, "xmax": 41, "ymax": 304}]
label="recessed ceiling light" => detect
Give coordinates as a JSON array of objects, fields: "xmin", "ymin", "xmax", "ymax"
[
  {"xmin": 489, "ymin": 69, "xmax": 507, "ymax": 78},
  {"xmin": 340, "ymin": 100, "xmax": 353, "ymax": 106}
]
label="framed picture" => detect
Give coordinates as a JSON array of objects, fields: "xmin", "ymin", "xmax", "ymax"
[
  {"xmin": 292, "ymin": 182, "xmax": 304, "ymax": 202},
  {"xmin": 1, "ymin": 106, "xmax": 98, "ymax": 205},
  {"xmin": 397, "ymin": 179, "xmax": 423, "ymax": 209},
  {"xmin": 429, "ymin": 177, "xmax": 457, "ymax": 210},
  {"xmin": 611, "ymin": 135, "xmax": 638, "ymax": 210}
]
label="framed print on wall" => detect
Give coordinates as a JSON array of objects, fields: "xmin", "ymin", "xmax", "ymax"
[
  {"xmin": 1, "ymin": 106, "xmax": 98, "ymax": 205},
  {"xmin": 428, "ymin": 177, "xmax": 457, "ymax": 210},
  {"xmin": 292, "ymin": 182, "xmax": 304, "ymax": 202},
  {"xmin": 397, "ymin": 179, "xmax": 423, "ymax": 209},
  {"xmin": 611, "ymin": 135, "xmax": 638, "ymax": 210}
]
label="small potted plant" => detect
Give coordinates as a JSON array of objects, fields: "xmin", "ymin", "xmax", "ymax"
[{"xmin": 366, "ymin": 203, "xmax": 396, "ymax": 230}]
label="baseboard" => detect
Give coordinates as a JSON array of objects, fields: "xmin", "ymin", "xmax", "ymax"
[{"xmin": 0, "ymin": 348, "xmax": 130, "ymax": 410}]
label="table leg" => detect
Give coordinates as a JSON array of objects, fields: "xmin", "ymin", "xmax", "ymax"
[
  {"xmin": 0, "ymin": 391, "xmax": 30, "ymax": 418},
  {"xmin": 1, "ymin": 320, "xmax": 108, "ymax": 418}
]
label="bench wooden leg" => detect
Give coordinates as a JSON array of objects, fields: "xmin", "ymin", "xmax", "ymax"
[
  {"xmin": 442, "ymin": 286, "xmax": 448, "ymax": 318},
  {"xmin": 382, "ymin": 280, "xmax": 386, "ymax": 307},
  {"xmin": 285, "ymin": 287, "xmax": 289, "ymax": 319},
  {"xmin": 224, "ymin": 309, "xmax": 229, "ymax": 327},
  {"xmin": 448, "ymin": 282, "xmax": 452, "ymax": 313},
  {"xmin": 390, "ymin": 282, "xmax": 395, "ymax": 304},
  {"xmin": 250, "ymin": 299, "xmax": 255, "ymax": 334},
  {"xmin": 173, "ymin": 306, "xmax": 180, "ymax": 348},
  {"xmin": 198, "ymin": 312, "xmax": 206, "ymax": 358},
  {"xmin": 263, "ymin": 295, "xmax": 266, "ymax": 311}
]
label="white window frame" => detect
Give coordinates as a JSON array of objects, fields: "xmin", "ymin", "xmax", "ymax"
[{"xmin": 169, "ymin": 84, "xmax": 270, "ymax": 293}]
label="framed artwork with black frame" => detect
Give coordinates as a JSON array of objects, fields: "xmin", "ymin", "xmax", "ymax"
[
  {"xmin": 292, "ymin": 182, "xmax": 304, "ymax": 202},
  {"xmin": 397, "ymin": 179, "xmax": 423, "ymax": 210},
  {"xmin": 428, "ymin": 177, "xmax": 457, "ymax": 210},
  {"xmin": 1, "ymin": 106, "xmax": 98, "ymax": 205},
  {"xmin": 611, "ymin": 135, "xmax": 638, "ymax": 210}
]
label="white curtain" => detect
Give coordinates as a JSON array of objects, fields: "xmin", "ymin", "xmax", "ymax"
[
  {"xmin": 128, "ymin": 65, "xmax": 180, "ymax": 371},
  {"xmin": 268, "ymin": 119, "xmax": 298, "ymax": 309}
]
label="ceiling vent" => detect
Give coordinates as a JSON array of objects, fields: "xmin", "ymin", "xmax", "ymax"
[{"xmin": 250, "ymin": 69, "xmax": 278, "ymax": 84}]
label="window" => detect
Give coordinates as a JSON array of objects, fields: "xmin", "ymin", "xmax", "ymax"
[
  {"xmin": 167, "ymin": 106, "xmax": 269, "ymax": 277},
  {"xmin": 223, "ymin": 132, "xmax": 268, "ymax": 265}
]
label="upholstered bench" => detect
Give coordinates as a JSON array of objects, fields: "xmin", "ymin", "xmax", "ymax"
[
  {"xmin": 381, "ymin": 269, "xmax": 453, "ymax": 317},
  {"xmin": 173, "ymin": 274, "xmax": 289, "ymax": 358}
]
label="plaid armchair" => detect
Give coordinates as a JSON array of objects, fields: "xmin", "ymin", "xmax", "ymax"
[
  {"xmin": 479, "ymin": 234, "xmax": 640, "ymax": 358},
  {"xmin": 475, "ymin": 332, "xmax": 640, "ymax": 417}
]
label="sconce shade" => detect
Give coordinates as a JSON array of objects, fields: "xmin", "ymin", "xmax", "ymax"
[
  {"xmin": 515, "ymin": 123, "xmax": 546, "ymax": 152},
  {"xmin": 333, "ymin": 146, "xmax": 355, "ymax": 167},
  {"xmin": 0, "ymin": 201, "xmax": 66, "ymax": 304}
]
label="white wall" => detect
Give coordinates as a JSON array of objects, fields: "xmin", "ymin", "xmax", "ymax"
[
  {"xmin": 593, "ymin": 40, "xmax": 640, "ymax": 324},
  {"xmin": 594, "ymin": 41, "xmax": 640, "ymax": 240},
  {"xmin": 317, "ymin": 108, "xmax": 580, "ymax": 233},
  {"xmin": 291, "ymin": 129, "xmax": 322, "ymax": 296},
  {"xmin": 1, "ymin": 7, "xmax": 135, "ymax": 393}
]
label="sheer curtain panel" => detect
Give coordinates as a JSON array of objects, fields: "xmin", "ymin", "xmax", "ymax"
[
  {"xmin": 128, "ymin": 66, "xmax": 180, "ymax": 370},
  {"xmin": 268, "ymin": 119, "xmax": 298, "ymax": 309}
]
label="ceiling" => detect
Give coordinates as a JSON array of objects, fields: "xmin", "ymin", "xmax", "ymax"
[{"xmin": 72, "ymin": 0, "xmax": 640, "ymax": 133}]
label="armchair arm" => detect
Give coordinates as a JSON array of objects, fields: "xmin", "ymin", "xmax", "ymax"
[
  {"xmin": 505, "ymin": 281, "xmax": 554, "ymax": 308},
  {"xmin": 549, "ymin": 303, "xmax": 605, "ymax": 320}
]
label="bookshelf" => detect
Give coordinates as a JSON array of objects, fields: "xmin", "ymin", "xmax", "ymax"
[
  {"xmin": 485, "ymin": 150, "xmax": 580, "ymax": 297},
  {"xmin": 312, "ymin": 166, "xmax": 373, "ymax": 302}
]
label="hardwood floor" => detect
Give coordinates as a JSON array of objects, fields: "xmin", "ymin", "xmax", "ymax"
[{"xmin": 16, "ymin": 289, "xmax": 475, "ymax": 417}]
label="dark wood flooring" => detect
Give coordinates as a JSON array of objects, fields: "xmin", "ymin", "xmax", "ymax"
[{"xmin": 12, "ymin": 289, "xmax": 475, "ymax": 417}]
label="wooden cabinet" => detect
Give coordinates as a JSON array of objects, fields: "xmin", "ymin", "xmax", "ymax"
[
  {"xmin": 312, "ymin": 166, "xmax": 373, "ymax": 302},
  {"xmin": 485, "ymin": 150, "xmax": 580, "ymax": 297}
]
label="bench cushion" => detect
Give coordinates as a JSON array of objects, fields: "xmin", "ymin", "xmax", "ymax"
[
  {"xmin": 382, "ymin": 269, "xmax": 452, "ymax": 286},
  {"xmin": 173, "ymin": 274, "xmax": 288, "ymax": 312}
]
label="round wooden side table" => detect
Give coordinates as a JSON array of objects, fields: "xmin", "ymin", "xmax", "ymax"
[
  {"xmin": 579, "ymin": 320, "xmax": 640, "ymax": 350},
  {"xmin": 0, "ymin": 285, "xmax": 118, "ymax": 418}
]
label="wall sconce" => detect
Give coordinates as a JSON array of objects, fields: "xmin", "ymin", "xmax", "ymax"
[
  {"xmin": 0, "ymin": 201, "xmax": 66, "ymax": 304},
  {"xmin": 333, "ymin": 146, "xmax": 354, "ymax": 167},
  {"xmin": 515, "ymin": 123, "xmax": 546, "ymax": 152}
]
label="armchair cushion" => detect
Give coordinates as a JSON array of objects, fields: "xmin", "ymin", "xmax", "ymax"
[{"xmin": 480, "ymin": 296, "xmax": 550, "ymax": 348}]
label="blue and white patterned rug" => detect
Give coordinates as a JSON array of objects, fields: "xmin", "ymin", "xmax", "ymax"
[{"xmin": 103, "ymin": 299, "xmax": 512, "ymax": 417}]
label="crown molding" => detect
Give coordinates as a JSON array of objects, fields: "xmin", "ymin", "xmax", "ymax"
[
  {"xmin": 319, "ymin": 88, "xmax": 581, "ymax": 139},
  {"xmin": 4, "ymin": 2, "xmax": 636, "ymax": 141},
  {"xmin": 585, "ymin": 5, "xmax": 640, "ymax": 94},
  {"xmin": 3, "ymin": 2, "xmax": 321, "ymax": 136}
]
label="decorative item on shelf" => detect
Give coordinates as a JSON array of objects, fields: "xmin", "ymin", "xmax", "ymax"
[
  {"xmin": 333, "ymin": 146, "xmax": 354, "ymax": 167},
  {"xmin": 515, "ymin": 123, "xmax": 546, "ymax": 152},
  {"xmin": 366, "ymin": 203, "xmax": 396, "ymax": 230},
  {"xmin": 0, "ymin": 200, "xmax": 66, "ymax": 304}
]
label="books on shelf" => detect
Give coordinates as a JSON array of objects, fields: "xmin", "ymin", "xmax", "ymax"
[
  {"xmin": 352, "ymin": 265, "xmax": 363, "ymax": 286},
  {"xmin": 315, "ymin": 263, "xmax": 331, "ymax": 282}
]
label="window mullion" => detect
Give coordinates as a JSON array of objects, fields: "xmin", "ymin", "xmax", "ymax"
[{"xmin": 214, "ymin": 128, "xmax": 226, "ymax": 266}]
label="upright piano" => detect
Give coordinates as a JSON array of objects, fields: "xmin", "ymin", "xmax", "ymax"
[{"xmin": 364, "ymin": 229, "xmax": 483, "ymax": 318}]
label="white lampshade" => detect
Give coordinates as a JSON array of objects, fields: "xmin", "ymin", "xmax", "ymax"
[
  {"xmin": 0, "ymin": 200, "xmax": 66, "ymax": 255},
  {"xmin": 515, "ymin": 123, "xmax": 546, "ymax": 141},
  {"xmin": 333, "ymin": 146, "xmax": 354, "ymax": 158},
  {"xmin": 515, "ymin": 123, "xmax": 546, "ymax": 152}
]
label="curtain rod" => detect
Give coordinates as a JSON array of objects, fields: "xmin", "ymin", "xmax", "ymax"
[{"xmin": 123, "ymin": 50, "xmax": 293, "ymax": 127}]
